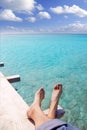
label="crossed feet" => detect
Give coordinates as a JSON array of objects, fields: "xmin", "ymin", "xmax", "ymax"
[{"xmin": 27, "ymin": 84, "xmax": 62, "ymax": 121}]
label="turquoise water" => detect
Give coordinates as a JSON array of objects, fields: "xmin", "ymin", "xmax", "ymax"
[{"xmin": 0, "ymin": 34, "xmax": 87, "ymax": 129}]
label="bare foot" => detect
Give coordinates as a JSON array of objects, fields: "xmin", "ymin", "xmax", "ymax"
[
  {"xmin": 48, "ymin": 84, "xmax": 62, "ymax": 119},
  {"xmin": 51, "ymin": 84, "xmax": 62, "ymax": 103},
  {"xmin": 34, "ymin": 87, "xmax": 45, "ymax": 106},
  {"xmin": 27, "ymin": 88, "xmax": 45, "ymax": 120}
]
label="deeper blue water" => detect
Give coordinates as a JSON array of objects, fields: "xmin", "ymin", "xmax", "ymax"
[{"xmin": 0, "ymin": 34, "xmax": 87, "ymax": 129}]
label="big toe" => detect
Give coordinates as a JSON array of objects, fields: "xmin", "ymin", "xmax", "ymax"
[{"xmin": 54, "ymin": 84, "xmax": 62, "ymax": 90}]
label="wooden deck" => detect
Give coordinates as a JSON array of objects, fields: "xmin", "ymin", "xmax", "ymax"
[
  {"xmin": 0, "ymin": 72, "xmax": 65, "ymax": 130},
  {"xmin": 0, "ymin": 72, "xmax": 34, "ymax": 130}
]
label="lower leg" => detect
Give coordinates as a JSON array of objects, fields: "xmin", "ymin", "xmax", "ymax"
[
  {"xmin": 48, "ymin": 84, "xmax": 62, "ymax": 119},
  {"xmin": 27, "ymin": 88, "xmax": 50, "ymax": 129}
]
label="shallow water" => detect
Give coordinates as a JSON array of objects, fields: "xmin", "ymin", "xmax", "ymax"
[{"xmin": 0, "ymin": 34, "xmax": 87, "ymax": 129}]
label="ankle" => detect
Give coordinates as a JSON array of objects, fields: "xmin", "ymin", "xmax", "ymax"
[{"xmin": 27, "ymin": 105, "xmax": 34, "ymax": 119}]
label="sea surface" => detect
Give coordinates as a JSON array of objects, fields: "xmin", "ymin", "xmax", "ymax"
[{"xmin": 0, "ymin": 34, "xmax": 87, "ymax": 129}]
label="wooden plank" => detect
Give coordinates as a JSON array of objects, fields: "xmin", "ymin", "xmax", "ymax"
[
  {"xmin": 0, "ymin": 72, "xmax": 65, "ymax": 130},
  {"xmin": 6, "ymin": 75, "xmax": 20, "ymax": 83},
  {"xmin": 0, "ymin": 62, "xmax": 4, "ymax": 67}
]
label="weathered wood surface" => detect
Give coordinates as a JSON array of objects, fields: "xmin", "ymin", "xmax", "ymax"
[
  {"xmin": 0, "ymin": 72, "xmax": 65, "ymax": 130},
  {"xmin": 0, "ymin": 72, "xmax": 34, "ymax": 130}
]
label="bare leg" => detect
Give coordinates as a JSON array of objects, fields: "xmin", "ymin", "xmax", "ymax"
[
  {"xmin": 27, "ymin": 88, "xmax": 50, "ymax": 129},
  {"xmin": 48, "ymin": 84, "xmax": 62, "ymax": 119}
]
